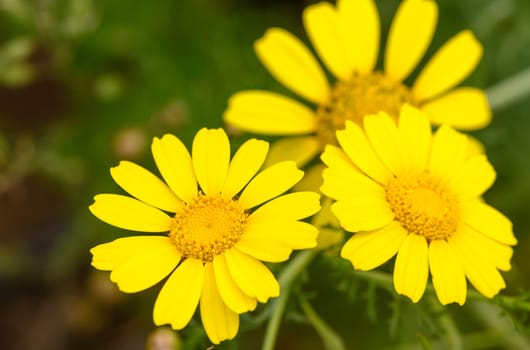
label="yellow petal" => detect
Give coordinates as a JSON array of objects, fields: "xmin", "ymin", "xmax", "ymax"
[
  {"xmin": 238, "ymin": 161, "xmax": 303, "ymax": 209},
  {"xmin": 363, "ymin": 112, "xmax": 402, "ymax": 175},
  {"xmin": 341, "ymin": 222, "xmax": 407, "ymax": 270},
  {"xmin": 151, "ymin": 134, "xmax": 197, "ymax": 203},
  {"xmin": 235, "ymin": 238, "xmax": 292, "ymax": 263},
  {"xmin": 200, "ymin": 263, "xmax": 239, "ymax": 345},
  {"xmin": 413, "ymin": 30, "xmax": 483, "ymax": 101},
  {"xmin": 331, "ymin": 197, "xmax": 394, "ymax": 232},
  {"xmin": 421, "ymin": 88, "xmax": 491, "ymax": 130},
  {"xmin": 243, "ymin": 220, "xmax": 318, "ymax": 250},
  {"xmin": 321, "ymin": 165, "xmax": 384, "ymax": 202},
  {"xmin": 303, "ymin": 2, "xmax": 350, "ymax": 80},
  {"xmin": 248, "ymin": 191, "xmax": 321, "ymax": 223},
  {"xmin": 153, "ymin": 258, "xmax": 204, "ymax": 329},
  {"xmin": 90, "ymin": 236, "xmax": 176, "ymax": 271},
  {"xmin": 264, "ymin": 136, "xmax": 320, "ymax": 168},
  {"xmin": 109, "ymin": 240, "xmax": 181, "ymax": 293},
  {"xmin": 449, "ymin": 234, "xmax": 506, "ymax": 298},
  {"xmin": 222, "ymin": 138, "xmax": 269, "ymax": 198},
  {"xmin": 460, "ymin": 201, "xmax": 517, "ymax": 245},
  {"xmin": 427, "ymin": 125, "xmax": 468, "ymax": 181},
  {"xmin": 451, "ymin": 223, "xmax": 513, "ymax": 271},
  {"xmin": 224, "ymin": 90, "xmax": 318, "ymax": 135},
  {"xmin": 224, "ymin": 248, "xmax": 280, "ymax": 303},
  {"xmin": 110, "ymin": 161, "xmax": 182, "ymax": 212},
  {"xmin": 255, "ymin": 28, "xmax": 329, "ymax": 104},
  {"xmin": 393, "ymin": 233, "xmax": 429, "ymax": 303},
  {"xmin": 321, "ymin": 144, "xmax": 359, "ymax": 172},
  {"xmin": 213, "ymin": 255, "xmax": 258, "ymax": 313},
  {"xmin": 336, "ymin": 121, "xmax": 392, "ymax": 185},
  {"xmin": 192, "ymin": 128, "xmax": 230, "ymax": 196},
  {"xmin": 429, "ymin": 240, "xmax": 466, "ymax": 305},
  {"xmin": 448, "ymin": 155, "xmax": 496, "ymax": 199},
  {"xmin": 293, "ymin": 163, "xmax": 325, "ymax": 192},
  {"xmin": 89, "ymin": 194, "xmax": 172, "ymax": 232},
  {"xmin": 384, "ymin": 0, "xmax": 438, "ymax": 81},
  {"xmin": 337, "ymin": 0, "xmax": 380, "ymax": 74},
  {"xmin": 398, "ymin": 105, "xmax": 432, "ymax": 172}
]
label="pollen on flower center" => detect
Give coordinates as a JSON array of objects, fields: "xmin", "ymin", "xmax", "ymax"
[
  {"xmin": 169, "ymin": 194, "xmax": 248, "ymax": 262},
  {"xmin": 385, "ymin": 173, "xmax": 458, "ymax": 241},
  {"xmin": 316, "ymin": 71, "xmax": 415, "ymax": 146}
]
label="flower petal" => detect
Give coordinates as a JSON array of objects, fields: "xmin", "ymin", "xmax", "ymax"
[
  {"xmin": 235, "ymin": 238, "xmax": 293, "ymax": 263},
  {"xmin": 393, "ymin": 233, "xmax": 429, "ymax": 303},
  {"xmin": 264, "ymin": 136, "xmax": 320, "ymax": 168},
  {"xmin": 222, "ymin": 139, "xmax": 269, "ymax": 198},
  {"xmin": 110, "ymin": 161, "xmax": 182, "ymax": 212},
  {"xmin": 451, "ymin": 223, "xmax": 513, "ymax": 271},
  {"xmin": 449, "ymin": 234, "xmax": 506, "ymax": 298},
  {"xmin": 90, "ymin": 236, "xmax": 176, "ymax": 271},
  {"xmin": 429, "ymin": 240, "xmax": 466, "ymax": 305},
  {"xmin": 224, "ymin": 248, "xmax": 280, "ymax": 303},
  {"xmin": 337, "ymin": 0, "xmax": 380, "ymax": 74},
  {"xmin": 153, "ymin": 258, "xmax": 204, "ymax": 329},
  {"xmin": 152, "ymin": 134, "xmax": 197, "ymax": 203},
  {"xmin": 331, "ymin": 197, "xmax": 394, "ymax": 232},
  {"xmin": 341, "ymin": 222, "xmax": 407, "ymax": 270},
  {"xmin": 303, "ymin": 2, "xmax": 350, "ymax": 80},
  {"xmin": 385, "ymin": 0, "xmax": 438, "ymax": 81},
  {"xmin": 448, "ymin": 155, "xmax": 496, "ymax": 199},
  {"xmin": 460, "ymin": 201, "xmax": 517, "ymax": 245},
  {"xmin": 321, "ymin": 144, "xmax": 359, "ymax": 172},
  {"xmin": 213, "ymin": 255, "xmax": 258, "ymax": 313},
  {"xmin": 242, "ymin": 220, "xmax": 318, "ymax": 250},
  {"xmin": 321, "ymin": 163, "xmax": 384, "ymax": 202},
  {"xmin": 108, "ymin": 240, "xmax": 181, "ymax": 293},
  {"xmin": 428, "ymin": 125, "xmax": 468, "ymax": 181},
  {"xmin": 398, "ymin": 105, "xmax": 432, "ymax": 172},
  {"xmin": 363, "ymin": 112, "xmax": 403, "ymax": 174},
  {"xmin": 200, "ymin": 263, "xmax": 239, "ymax": 345},
  {"xmin": 421, "ymin": 88, "xmax": 491, "ymax": 130},
  {"xmin": 238, "ymin": 161, "xmax": 303, "ymax": 209},
  {"xmin": 336, "ymin": 121, "xmax": 392, "ymax": 185},
  {"xmin": 224, "ymin": 90, "xmax": 318, "ymax": 135},
  {"xmin": 248, "ymin": 192, "xmax": 321, "ymax": 223},
  {"xmin": 413, "ymin": 30, "xmax": 483, "ymax": 101},
  {"xmin": 89, "ymin": 194, "xmax": 172, "ymax": 232},
  {"xmin": 192, "ymin": 128, "xmax": 230, "ymax": 195},
  {"xmin": 255, "ymin": 28, "xmax": 329, "ymax": 104}
]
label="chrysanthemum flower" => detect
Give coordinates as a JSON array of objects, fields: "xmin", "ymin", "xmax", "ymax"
[
  {"xmin": 224, "ymin": 0, "xmax": 490, "ymax": 165},
  {"xmin": 89, "ymin": 128, "xmax": 320, "ymax": 344},
  {"xmin": 320, "ymin": 105, "xmax": 516, "ymax": 305}
]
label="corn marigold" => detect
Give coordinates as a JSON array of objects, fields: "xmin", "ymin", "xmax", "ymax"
[
  {"xmin": 320, "ymin": 105, "xmax": 515, "ymax": 305},
  {"xmin": 89, "ymin": 128, "xmax": 320, "ymax": 343},
  {"xmin": 224, "ymin": 0, "xmax": 490, "ymax": 166}
]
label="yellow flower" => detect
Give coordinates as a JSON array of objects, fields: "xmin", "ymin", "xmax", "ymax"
[
  {"xmin": 224, "ymin": 0, "xmax": 490, "ymax": 166},
  {"xmin": 320, "ymin": 105, "xmax": 516, "ymax": 305},
  {"xmin": 89, "ymin": 128, "xmax": 320, "ymax": 344}
]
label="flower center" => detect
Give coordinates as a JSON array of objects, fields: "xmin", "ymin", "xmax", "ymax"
[
  {"xmin": 385, "ymin": 173, "xmax": 458, "ymax": 241},
  {"xmin": 169, "ymin": 194, "xmax": 248, "ymax": 262},
  {"xmin": 315, "ymin": 71, "xmax": 415, "ymax": 146}
]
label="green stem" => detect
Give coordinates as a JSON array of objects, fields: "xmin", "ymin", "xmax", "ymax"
[
  {"xmin": 261, "ymin": 249, "xmax": 318, "ymax": 350},
  {"xmin": 428, "ymin": 296, "xmax": 463, "ymax": 350},
  {"xmin": 299, "ymin": 297, "xmax": 347, "ymax": 350},
  {"xmin": 487, "ymin": 66, "xmax": 530, "ymax": 111}
]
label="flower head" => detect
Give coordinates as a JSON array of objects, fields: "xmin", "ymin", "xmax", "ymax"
[
  {"xmin": 224, "ymin": 0, "xmax": 490, "ymax": 166},
  {"xmin": 320, "ymin": 105, "xmax": 516, "ymax": 305},
  {"xmin": 89, "ymin": 128, "xmax": 320, "ymax": 344}
]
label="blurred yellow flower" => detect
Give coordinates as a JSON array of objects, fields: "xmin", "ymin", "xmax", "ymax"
[
  {"xmin": 320, "ymin": 105, "xmax": 515, "ymax": 305},
  {"xmin": 89, "ymin": 128, "xmax": 320, "ymax": 344},
  {"xmin": 224, "ymin": 0, "xmax": 490, "ymax": 166}
]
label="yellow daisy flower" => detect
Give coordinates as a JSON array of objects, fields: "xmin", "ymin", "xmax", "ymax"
[
  {"xmin": 320, "ymin": 105, "xmax": 516, "ymax": 305},
  {"xmin": 224, "ymin": 0, "xmax": 491, "ymax": 165},
  {"xmin": 89, "ymin": 128, "xmax": 320, "ymax": 344}
]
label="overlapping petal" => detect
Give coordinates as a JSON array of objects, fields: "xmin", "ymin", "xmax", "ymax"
[
  {"xmin": 192, "ymin": 128, "xmax": 230, "ymax": 195},
  {"xmin": 393, "ymin": 233, "xmax": 429, "ymax": 302}
]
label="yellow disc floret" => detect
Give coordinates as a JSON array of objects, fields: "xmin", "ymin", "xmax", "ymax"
[
  {"xmin": 170, "ymin": 194, "xmax": 248, "ymax": 262},
  {"xmin": 316, "ymin": 72, "xmax": 415, "ymax": 146},
  {"xmin": 385, "ymin": 173, "xmax": 458, "ymax": 241}
]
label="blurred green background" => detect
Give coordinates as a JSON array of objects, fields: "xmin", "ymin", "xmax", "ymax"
[{"xmin": 1, "ymin": 0, "xmax": 530, "ymax": 349}]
